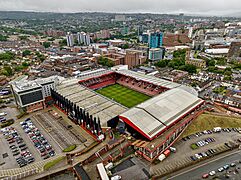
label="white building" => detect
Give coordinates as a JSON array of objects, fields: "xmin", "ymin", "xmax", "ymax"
[
  {"xmin": 77, "ymin": 32, "xmax": 91, "ymax": 46},
  {"xmin": 188, "ymin": 27, "xmax": 193, "ymax": 39},
  {"xmin": 10, "ymin": 76, "xmax": 63, "ymax": 112},
  {"xmin": 66, "ymin": 32, "xmax": 74, "ymax": 47},
  {"xmin": 148, "ymin": 48, "xmax": 164, "ymax": 62}
]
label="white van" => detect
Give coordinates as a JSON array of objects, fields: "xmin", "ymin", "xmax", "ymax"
[
  {"xmin": 0, "ymin": 112, "xmax": 7, "ymax": 116},
  {"xmin": 213, "ymin": 127, "xmax": 221, "ymax": 133}
]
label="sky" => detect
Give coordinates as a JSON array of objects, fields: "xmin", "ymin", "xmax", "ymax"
[{"xmin": 0, "ymin": 0, "xmax": 240, "ymax": 16}]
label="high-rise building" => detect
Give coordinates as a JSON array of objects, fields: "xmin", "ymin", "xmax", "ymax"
[
  {"xmin": 140, "ymin": 33, "xmax": 149, "ymax": 43},
  {"xmin": 77, "ymin": 32, "xmax": 91, "ymax": 46},
  {"xmin": 148, "ymin": 48, "xmax": 165, "ymax": 62},
  {"xmin": 124, "ymin": 50, "xmax": 146, "ymax": 69},
  {"xmin": 148, "ymin": 32, "xmax": 163, "ymax": 48},
  {"xmin": 66, "ymin": 32, "xmax": 74, "ymax": 47},
  {"xmin": 188, "ymin": 27, "xmax": 193, "ymax": 39}
]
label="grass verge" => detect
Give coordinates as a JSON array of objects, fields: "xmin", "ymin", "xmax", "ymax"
[
  {"xmin": 181, "ymin": 113, "xmax": 241, "ymax": 138},
  {"xmin": 43, "ymin": 156, "xmax": 65, "ymax": 171},
  {"xmin": 63, "ymin": 144, "xmax": 77, "ymax": 152}
]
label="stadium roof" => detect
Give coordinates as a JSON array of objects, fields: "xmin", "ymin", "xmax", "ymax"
[
  {"xmin": 56, "ymin": 79, "xmax": 127, "ymax": 126},
  {"xmin": 77, "ymin": 68, "xmax": 113, "ymax": 80},
  {"xmin": 117, "ymin": 69, "xmax": 180, "ymax": 89},
  {"xmin": 120, "ymin": 88, "xmax": 204, "ymax": 140}
]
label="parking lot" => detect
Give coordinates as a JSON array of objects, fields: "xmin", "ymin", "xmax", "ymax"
[
  {"xmin": 151, "ymin": 128, "xmax": 241, "ymax": 177},
  {"xmin": 0, "ymin": 107, "xmax": 19, "ymax": 121},
  {"xmin": 32, "ymin": 110, "xmax": 88, "ymax": 150},
  {"xmin": 0, "ymin": 126, "xmax": 37, "ymax": 169},
  {"xmin": 0, "ymin": 115, "xmax": 63, "ymax": 170}
]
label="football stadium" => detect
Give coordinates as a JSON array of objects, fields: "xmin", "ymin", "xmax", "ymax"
[{"xmin": 51, "ymin": 68, "xmax": 205, "ymax": 161}]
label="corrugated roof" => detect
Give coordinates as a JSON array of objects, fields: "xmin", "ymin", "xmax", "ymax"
[{"xmin": 120, "ymin": 88, "xmax": 204, "ymax": 139}]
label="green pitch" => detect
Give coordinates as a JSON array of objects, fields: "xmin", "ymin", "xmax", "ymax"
[{"xmin": 96, "ymin": 84, "xmax": 151, "ymax": 108}]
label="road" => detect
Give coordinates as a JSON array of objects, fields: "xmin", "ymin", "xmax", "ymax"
[{"xmin": 164, "ymin": 150, "xmax": 241, "ymax": 180}]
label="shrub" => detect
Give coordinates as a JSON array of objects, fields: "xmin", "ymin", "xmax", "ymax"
[{"xmin": 190, "ymin": 143, "xmax": 199, "ymax": 150}]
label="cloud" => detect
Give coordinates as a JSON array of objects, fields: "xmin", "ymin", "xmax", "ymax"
[{"xmin": 0, "ymin": 0, "xmax": 240, "ymax": 16}]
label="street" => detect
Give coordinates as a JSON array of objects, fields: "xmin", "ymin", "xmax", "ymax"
[{"xmin": 164, "ymin": 150, "xmax": 241, "ymax": 180}]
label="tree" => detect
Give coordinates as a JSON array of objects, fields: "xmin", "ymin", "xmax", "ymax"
[
  {"xmin": 0, "ymin": 52, "xmax": 15, "ymax": 61},
  {"xmin": 207, "ymin": 59, "xmax": 215, "ymax": 66},
  {"xmin": 183, "ymin": 64, "xmax": 197, "ymax": 74},
  {"xmin": 0, "ymin": 34, "xmax": 8, "ymax": 41},
  {"xmin": 59, "ymin": 39, "xmax": 67, "ymax": 46},
  {"xmin": 2, "ymin": 66, "xmax": 13, "ymax": 76},
  {"xmin": 22, "ymin": 62, "xmax": 30, "ymax": 67},
  {"xmin": 123, "ymin": 44, "xmax": 129, "ymax": 49},
  {"xmin": 98, "ymin": 56, "xmax": 114, "ymax": 67},
  {"xmin": 22, "ymin": 50, "xmax": 31, "ymax": 57},
  {"xmin": 43, "ymin": 42, "xmax": 51, "ymax": 48},
  {"xmin": 155, "ymin": 60, "xmax": 169, "ymax": 68}
]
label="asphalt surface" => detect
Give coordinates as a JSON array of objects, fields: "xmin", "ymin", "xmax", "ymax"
[{"xmin": 165, "ymin": 150, "xmax": 241, "ymax": 180}]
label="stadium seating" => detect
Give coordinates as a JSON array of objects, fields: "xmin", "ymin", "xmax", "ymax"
[{"xmin": 79, "ymin": 72, "xmax": 167, "ymax": 96}]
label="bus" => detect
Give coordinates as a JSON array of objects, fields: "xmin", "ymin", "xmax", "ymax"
[{"xmin": 96, "ymin": 163, "xmax": 109, "ymax": 180}]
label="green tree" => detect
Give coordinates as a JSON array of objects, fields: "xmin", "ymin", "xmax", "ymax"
[
  {"xmin": 122, "ymin": 44, "xmax": 129, "ymax": 49},
  {"xmin": 207, "ymin": 59, "xmax": 215, "ymax": 66},
  {"xmin": 183, "ymin": 64, "xmax": 197, "ymax": 74},
  {"xmin": 2, "ymin": 66, "xmax": 13, "ymax": 76},
  {"xmin": 43, "ymin": 42, "xmax": 51, "ymax": 48},
  {"xmin": 0, "ymin": 52, "xmax": 15, "ymax": 61},
  {"xmin": 98, "ymin": 56, "xmax": 114, "ymax": 67},
  {"xmin": 0, "ymin": 34, "xmax": 8, "ymax": 41},
  {"xmin": 60, "ymin": 39, "xmax": 67, "ymax": 46},
  {"xmin": 22, "ymin": 50, "xmax": 31, "ymax": 57},
  {"xmin": 155, "ymin": 60, "xmax": 169, "ymax": 68}
]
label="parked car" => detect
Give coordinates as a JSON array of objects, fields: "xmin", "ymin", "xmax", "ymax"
[
  {"xmin": 209, "ymin": 171, "xmax": 216, "ymax": 176},
  {"xmin": 202, "ymin": 173, "xmax": 209, "ymax": 179}
]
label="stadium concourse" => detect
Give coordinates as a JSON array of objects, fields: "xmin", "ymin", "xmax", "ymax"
[{"xmin": 51, "ymin": 68, "xmax": 205, "ymax": 161}]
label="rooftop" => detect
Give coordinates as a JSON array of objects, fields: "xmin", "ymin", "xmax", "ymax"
[
  {"xmin": 56, "ymin": 79, "xmax": 127, "ymax": 126},
  {"xmin": 120, "ymin": 88, "xmax": 204, "ymax": 140},
  {"xmin": 10, "ymin": 75, "xmax": 63, "ymax": 93}
]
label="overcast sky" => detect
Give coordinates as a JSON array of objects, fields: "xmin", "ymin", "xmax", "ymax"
[{"xmin": 0, "ymin": 0, "xmax": 240, "ymax": 16}]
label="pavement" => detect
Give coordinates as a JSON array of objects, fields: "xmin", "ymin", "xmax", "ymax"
[{"xmin": 164, "ymin": 149, "xmax": 241, "ymax": 180}]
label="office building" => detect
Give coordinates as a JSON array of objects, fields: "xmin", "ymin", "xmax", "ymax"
[
  {"xmin": 148, "ymin": 32, "xmax": 163, "ymax": 48},
  {"xmin": 148, "ymin": 48, "xmax": 165, "ymax": 62},
  {"xmin": 66, "ymin": 32, "xmax": 74, "ymax": 47},
  {"xmin": 140, "ymin": 33, "xmax": 149, "ymax": 43},
  {"xmin": 124, "ymin": 50, "xmax": 146, "ymax": 69},
  {"xmin": 10, "ymin": 76, "xmax": 62, "ymax": 113}
]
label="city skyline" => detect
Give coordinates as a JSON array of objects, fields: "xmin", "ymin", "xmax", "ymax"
[{"xmin": 0, "ymin": 0, "xmax": 241, "ymax": 17}]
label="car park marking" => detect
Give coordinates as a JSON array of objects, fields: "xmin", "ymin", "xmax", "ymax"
[{"xmin": 31, "ymin": 115, "xmax": 64, "ymax": 150}]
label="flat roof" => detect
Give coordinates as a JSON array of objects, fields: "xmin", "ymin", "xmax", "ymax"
[
  {"xmin": 120, "ymin": 88, "xmax": 204, "ymax": 140},
  {"xmin": 11, "ymin": 75, "xmax": 62, "ymax": 93}
]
